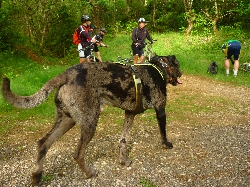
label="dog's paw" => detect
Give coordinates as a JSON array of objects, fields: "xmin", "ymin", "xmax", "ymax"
[
  {"xmin": 84, "ymin": 169, "xmax": 98, "ymax": 179},
  {"xmin": 31, "ymin": 172, "xmax": 42, "ymax": 186},
  {"xmin": 120, "ymin": 159, "xmax": 132, "ymax": 167},
  {"xmin": 125, "ymin": 160, "xmax": 132, "ymax": 167},
  {"xmin": 163, "ymin": 141, "xmax": 173, "ymax": 149}
]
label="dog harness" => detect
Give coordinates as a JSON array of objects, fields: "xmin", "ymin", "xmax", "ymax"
[{"xmin": 113, "ymin": 62, "xmax": 167, "ymax": 114}]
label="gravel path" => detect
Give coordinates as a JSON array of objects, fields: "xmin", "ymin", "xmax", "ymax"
[{"xmin": 0, "ymin": 74, "xmax": 249, "ymax": 187}]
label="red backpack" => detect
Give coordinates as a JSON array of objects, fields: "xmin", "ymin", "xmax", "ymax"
[{"xmin": 73, "ymin": 27, "xmax": 81, "ymax": 45}]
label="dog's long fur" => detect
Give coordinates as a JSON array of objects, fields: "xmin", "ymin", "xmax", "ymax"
[{"xmin": 2, "ymin": 55, "xmax": 182, "ymax": 186}]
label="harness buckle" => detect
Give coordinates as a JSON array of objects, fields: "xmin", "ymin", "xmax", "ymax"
[{"xmin": 131, "ymin": 65, "xmax": 138, "ymax": 72}]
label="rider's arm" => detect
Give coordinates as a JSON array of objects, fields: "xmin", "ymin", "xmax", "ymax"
[
  {"xmin": 79, "ymin": 26, "xmax": 93, "ymax": 39},
  {"xmin": 91, "ymin": 35, "xmax": 97, "ymax": 43},
  {"xmin": 146, "ymin": 29, "xmax": 153, "ymax": 43},
  {"xmin": 92, "ymin": 35, "xmax": 106, "ymax": 47},
  {"xmin": 132, "ymin": 28, "xmax": 138, "ymax": 43},
  {"xmin": 100, "ymin": 43, "xmax": 107, "ymax": 47}
]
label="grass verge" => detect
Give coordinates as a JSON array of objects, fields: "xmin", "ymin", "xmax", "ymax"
[{"xmin": 0, "ymin": 32, "xmax": 249, "ymax": 137}]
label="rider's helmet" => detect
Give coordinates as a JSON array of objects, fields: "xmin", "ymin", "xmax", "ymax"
[
  {"xmin": 221, "ymin": 43, "xmax": 226, "ymax": 53},
  {"xmin": 81, "ymin": 15, "xmax": 91, "ymax": 22},
  {"xmin": 138, "ymin": 18, "xmax": 148, "ymax": 23},
  {"xmin": 100, "ymin": 28, "xmax": 107, "ymax": 33}
]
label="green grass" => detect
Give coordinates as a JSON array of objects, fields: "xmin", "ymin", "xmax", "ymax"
[
  {"xmin": 138, "ymin": 178, "xmax": 156, "ymax": 187},
  {"xmin": 106, "ymin": 33, "xmax": 250, "ymax": 85},
  {"xmin": 0, "ymin": 32, "xmax": 249, "ymax": 136},
  {"xmin": 42, "ymin": 174, "xmax": 56, "ymax": 182},
  {"xmin": 0, "ymin": 57, "xmax": 70, "ymax": 135}
]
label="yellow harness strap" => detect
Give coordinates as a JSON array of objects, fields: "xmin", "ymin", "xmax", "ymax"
[{"xmin": 112, "ymin": 62, "xmax": 165, "ymax": 114}]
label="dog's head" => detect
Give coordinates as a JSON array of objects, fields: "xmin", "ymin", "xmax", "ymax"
[{"xmin": 150, "ymin": 55, "xmax": 182, "ymax": 86}]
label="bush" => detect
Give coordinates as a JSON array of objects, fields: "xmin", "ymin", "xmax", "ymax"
[
  {"xmin": 44, "ymin": 5, "xmax": 78, "ymax": 58},
  {"xmin": 0, "ymin": 9, "xmax": 22, "ymax": 51}
]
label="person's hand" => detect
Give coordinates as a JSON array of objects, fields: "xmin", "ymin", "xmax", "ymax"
[
  {"xmin": 92, "ymin": 38, "xmax": 97, "ymax": 43},
  {"xmin": 101, "ymin": 44, "xmax": 108, "ymax": 47},
  {"xmin": 90, "ymin": 24, "xmax": 97, "ymax": 29}
]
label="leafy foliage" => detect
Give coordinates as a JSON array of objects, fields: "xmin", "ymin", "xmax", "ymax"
[
  {"xmin": 45, "ymin": 5, "xmax": 77, "ymax": 57},
  {"xmin": 0, "ymin": 0, "xmax": 249, "ymax": 58},
  {"xmin": 0, "ymin": 6, "xmax": 22, "ymax": 50},
  {"xmin": 192, "ymin": 13, "xmax": 213, "ymax": 36}
]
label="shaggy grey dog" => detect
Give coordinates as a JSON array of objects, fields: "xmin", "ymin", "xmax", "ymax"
[{"xmin": 2, "ymin": 55, "xmax": 182, "ymax": 186}]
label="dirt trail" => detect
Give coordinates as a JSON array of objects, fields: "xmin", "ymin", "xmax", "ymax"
[
  {"xmin": 172, "ymin": 74, "xmax": 250, "ymax": 103},
  {"xmin": 0, "ymin": 74, "xmax": 249, "ymax": 187},
  {"xmin": 168, "ymin": 74, "xmax": 249, "ymax": 126}
]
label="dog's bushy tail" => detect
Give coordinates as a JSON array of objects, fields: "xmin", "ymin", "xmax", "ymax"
[{"xmin": 2, "ymin": 73, "xmax": 67, "ymax": 109}]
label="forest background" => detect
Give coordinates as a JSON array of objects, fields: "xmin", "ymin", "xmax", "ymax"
[
  {"xmin": 0, "ymin": 0, "xmax": 250, "ymax": 59},
  {"xmin": 1, "ymin": 2, "xmax": 250, "ymax": 186}
]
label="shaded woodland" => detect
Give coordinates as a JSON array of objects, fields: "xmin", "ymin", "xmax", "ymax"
[{"xmin": 1, "ymin": 0, "xmax": 249, "ymax": 57}]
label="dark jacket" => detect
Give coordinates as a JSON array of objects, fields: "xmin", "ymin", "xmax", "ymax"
[
  {"xmin": 92, "ymin": 33, "xmax": 104, "ymax": 43},
  {"xmin": 78, "ymin": 25, "xmax": 93, "ymax": 47},
  {"xmin": 132, "ymin": 27, "xmax": 153, "ymax": 45}
]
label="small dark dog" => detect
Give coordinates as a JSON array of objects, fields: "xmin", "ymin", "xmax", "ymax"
[
  {"xmin": 207, "ymin": 61, "xmax": 218, "ymax": 74},
  {"xmin": 2, "ymin": 55, "xmax": 182, "ymax": 186}
]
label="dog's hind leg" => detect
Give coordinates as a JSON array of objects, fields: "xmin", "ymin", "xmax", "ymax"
[
  {"xmin": 119, "ymin": 110, "xmax": 135, "ymax": 166},
  {"xmin": 155, "ymin": 107, "xmax": 173, "ymax": 149},
  {"xmin": 73, "ymin": 113, "xmax": 100, "ymax": 179},
  {"xmin": 31, "ymin": 112, "xmax": 75, "ymax": 186}
]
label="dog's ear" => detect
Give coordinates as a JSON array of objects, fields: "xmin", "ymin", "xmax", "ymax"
[
  {"xmin": 167, "ymin": 55, "xmax": 175, "ymax": 64},
  {"xmin": 172, "ymin": 55, "xmax": 178, "ymax": 65},
  {"xmin": 151, "ymin": 55, "xmax": 159, "ymax": 62},
  {"xmin": 212, "ymin": 62, "xmax": 217, "ymax": 66}
]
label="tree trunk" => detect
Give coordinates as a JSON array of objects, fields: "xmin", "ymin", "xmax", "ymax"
[
  {"xmin": 185, "ymin": 18, "xmax": 194, "ymax": 36},
  {"xmin": 212, "ymin": 1, "xmax": 219, "ymax": 34},
  {"xmin": 153, "ymin": 3, "xmax": 156, "ymax": 28},
  {"xmin": 183, "ymin": 0, "xmax": 195, "ymax": 36},
  {"xmin": 213, "ymin": 19, "xmax": 218, "ymax": 34}
]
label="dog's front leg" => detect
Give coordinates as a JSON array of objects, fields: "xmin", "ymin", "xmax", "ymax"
[
  {"xmin": 119, "ymin": 110, "xmax": 135, "ymax": 166},
  {"xmin": 156, "ymin": 107, "xmax": 173, "ymax": 149}
]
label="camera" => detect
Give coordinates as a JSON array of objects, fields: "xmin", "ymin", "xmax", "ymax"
[{"xmin": 90, "ymin": 24, "xmax": 97, "ymax": 29}]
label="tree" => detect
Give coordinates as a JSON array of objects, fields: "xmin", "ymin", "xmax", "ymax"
[
  {"xmin": 183, "ymin": 0, "xmax": 196, "ymax": 36},
  {"xmin": 2, "ymin": 0, "xmax": 86, "ymax": 56},
  {"xmin": 220, "ymin": 0, "xmax": 250, "ymax": 29},
  {"xmin": 1, "ymin": 0, "xmax": 249, "ymax": 58},
  {"xmin": 200, "ymin": 0, "xmax": 221, "ymax": 34},
  {"xmin": 0, "ymin": 1, "xmax": 22, "ymax": 51},
  {"xmin": 147, "ymin": 0, "xmax": 185, "ymax": 32}
]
